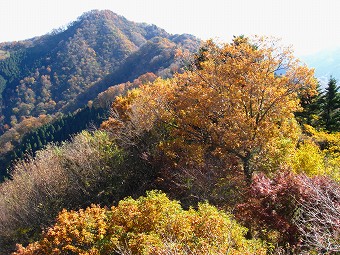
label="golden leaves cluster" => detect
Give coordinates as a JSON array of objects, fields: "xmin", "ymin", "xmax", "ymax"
[
  {"xmin": 14, "ymin": 191, "xmax": 266, "ymax": 255},
  {"xmin": 102, "ymin": 36, "xmax": 317, "ymax": 180}
]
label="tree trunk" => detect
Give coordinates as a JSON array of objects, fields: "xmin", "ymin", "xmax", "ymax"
[{"xmin": 242, "ymin": 152, "xmax": 253, "ymax": 185}]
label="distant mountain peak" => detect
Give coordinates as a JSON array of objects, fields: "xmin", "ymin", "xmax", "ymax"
[
  {"xmin": 0, "ymin": 10, "xmax": 200, "ymax": 134},
  {"xmin": 301, "ymin": 47, "xmax": 340, "ymax": 88}
]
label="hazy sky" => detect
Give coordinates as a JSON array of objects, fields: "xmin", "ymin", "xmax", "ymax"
[{"xmin": 0, "ymin": 0, "xmax": 339, "ymax": 57}]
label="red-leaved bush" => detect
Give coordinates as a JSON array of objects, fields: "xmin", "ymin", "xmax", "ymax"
[{"xmin": 236, "ymin": 171, "xmax": 340, "ymax": 253}]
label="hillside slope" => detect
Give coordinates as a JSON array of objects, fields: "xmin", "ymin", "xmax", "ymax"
[{"xmin": 0, "ymin": 10, "xmax": 200, "ymax": 134}]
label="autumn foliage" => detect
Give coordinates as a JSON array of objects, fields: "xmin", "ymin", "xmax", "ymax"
[
  {"xmin": 236, "ymin": 171, "xmax": 340, "ymax": 253},
  {"xmin": 13, "ymin": 191, "xmax": 266, "ymax": 255},
  {"xmin": 2, "ymin": 36, "xmax": 339, "ymax": 255},
  {"xmin": 102, "ymin": 36, "xmax": 317, "ymax": 190},
  {"xmin": 0, "ymin": 131, "xmax": 126, "ymax": 252}
]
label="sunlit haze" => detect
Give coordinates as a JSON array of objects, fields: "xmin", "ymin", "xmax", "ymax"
[{"xmin": 0, "ymin": 0, "xmax": 340, "ymax": 57}]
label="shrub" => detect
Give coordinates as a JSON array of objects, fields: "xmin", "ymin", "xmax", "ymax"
[
  {"xmin": 0, "ymin": 130, "xmax": 125, "ymax": 253},
  {"xmin": 236, "ymin": 171, "xmax": 340, "ymax": 253},
  {"xmin": 13, "ymin": 191, "xmax": 266, "ymax": 255},
  {"xmin": 295, "ymin": 176, "xmax": 340, "ymax": 253},
  {"xmin": 302, "ymin": 125, "xmax": 340, "ymax": 181},
  {"xmin": 291, "ymin": 140, "xmax": 326, "ymax": 176}
]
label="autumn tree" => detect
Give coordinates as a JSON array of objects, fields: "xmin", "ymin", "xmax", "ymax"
[
  {"xmin": 105, "ymin": 36, "xmax": 317, "ymax": 185},
  {"xmin": 182, "ymin": 37, "xmax": 317, "ymax": 183}
]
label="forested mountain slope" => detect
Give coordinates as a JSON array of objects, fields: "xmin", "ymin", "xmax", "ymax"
[
  {"xmin": 0, "ymin": 10, "xmax": 199, "ymax": 178},
  {"xmin": 0, "ymin": 10, "xmax": 199, "ymax": 134},
  {"xmin": 0, "ymin": 74, "xmax": 156, "ymax": 180}
]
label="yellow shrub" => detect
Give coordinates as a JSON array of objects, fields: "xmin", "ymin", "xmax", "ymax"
[
  {"xmin": 300, "ymin": 125, "xmax": 340, "ymax": 180},
  {"xmin": 14, "ymin": 191, "xmax": 266, "ymax": 255},
  {"xmin": 291, "ymin": 140, "xmax": 326, "ymax": 176}
]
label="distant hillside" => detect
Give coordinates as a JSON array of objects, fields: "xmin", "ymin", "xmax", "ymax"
[
  {"xmin": 301, "ymin": 47, "xmax": 340, "ymax": 87},
  {"xmin": 0, "ymin": 73, "xmax": 157, "ymax": 180},
  {"xmin": 0, "ymin": 10, "xmax": 200, "ymax": 134}
]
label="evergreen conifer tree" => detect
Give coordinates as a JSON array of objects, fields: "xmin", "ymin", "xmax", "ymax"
[
  {"xmin": 320, "ymin": 77, "xmax": 340, "ymax": 132},
  {"xmin": 296, "ymin": 83, "xmax": 323, "ymax": 127}
]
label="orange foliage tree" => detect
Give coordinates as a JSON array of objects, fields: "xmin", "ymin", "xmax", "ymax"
[
  {"xmin": 103, "ymin": 36, "xmax": 317, "ymax": 185},
  {"xmin": 169, "ymin": 36, "xmax": 316, "ymax": 183}
]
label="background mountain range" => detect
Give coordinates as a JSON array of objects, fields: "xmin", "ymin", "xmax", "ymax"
[
  {"xmin": 0, "ymin": 10, "xmax": 199, "ymax": 131},
  {"xmin": 0, "ymin": 10, "xmax": 200, "ymax": 178},
  {"xmin": 301, "ymin": 48, "xmax": 340, "ymax": 87}
]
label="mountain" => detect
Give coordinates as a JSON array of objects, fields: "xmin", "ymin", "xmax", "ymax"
[
  {"xmin": 0, "ymin": 10, "xmax": 200, "ymax": 134},
  {"xmin": 0, "ymin": 10, "xmax": 200, "ymax": 180},
  {"xmin": 301, "ymin": 47, "xmax": 340, "ymax": 87},
  {"xmin": 0, "ymin": 74, "xmax": 156, "ymax": 180}
]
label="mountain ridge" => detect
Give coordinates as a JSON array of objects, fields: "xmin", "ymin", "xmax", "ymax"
[
  {"xmin": 0, "ymin": 10, "xmax": 200, "ymax": 178},
  {"xmin": 0, "ymin": 9, "xmax": 200, "ymax": 134}
]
